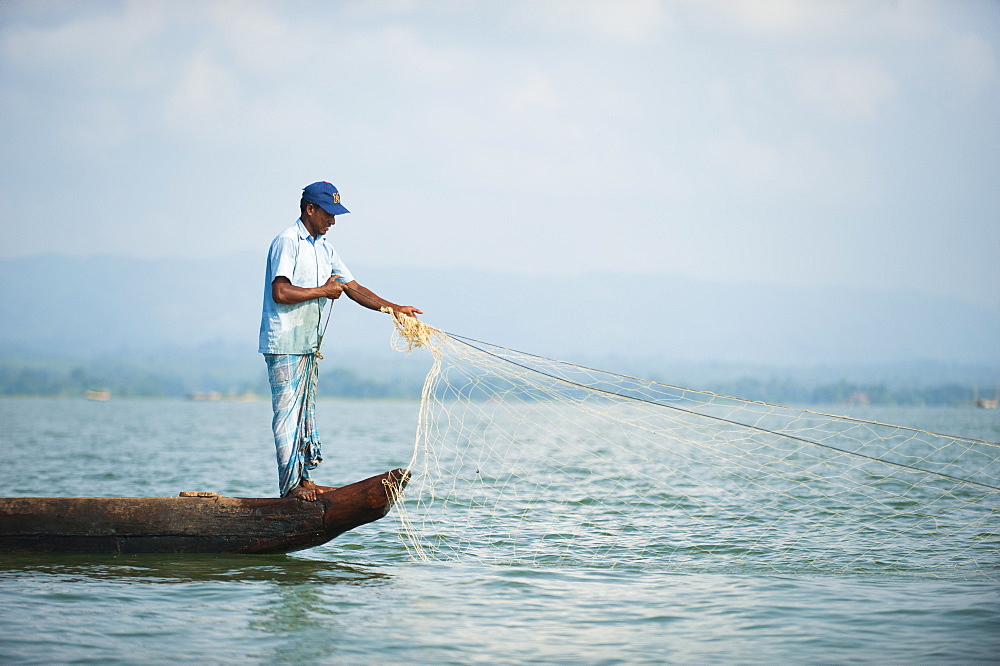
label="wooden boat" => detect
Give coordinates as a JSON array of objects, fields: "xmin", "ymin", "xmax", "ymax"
[{"xmin": 0, "ymin": 468, "xmax": 409, "ymax": 555}]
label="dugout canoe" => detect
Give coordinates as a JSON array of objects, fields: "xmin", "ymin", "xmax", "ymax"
[{"xmin": 0, "ymin": 468, "xmax": 409, "ymax": 555}]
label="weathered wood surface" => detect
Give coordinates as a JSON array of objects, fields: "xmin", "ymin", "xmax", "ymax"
[{"xmin": 0, "ymin": 468, "xmax": 409, "ymax": 554}]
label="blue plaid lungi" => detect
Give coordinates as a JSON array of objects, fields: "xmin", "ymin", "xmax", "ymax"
[{"xmin": 264, "ymin": 353, "xmax": 322, "ymax": 497}]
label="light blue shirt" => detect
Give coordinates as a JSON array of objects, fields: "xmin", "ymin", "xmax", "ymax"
[{"xmin": 258, "ymin": 219, "xmax": 355, "ymax": 354}]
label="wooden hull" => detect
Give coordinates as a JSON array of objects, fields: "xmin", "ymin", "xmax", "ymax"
[{"xmin": 0, "ymin": 469, "xmax": 409, "ymax": 555}]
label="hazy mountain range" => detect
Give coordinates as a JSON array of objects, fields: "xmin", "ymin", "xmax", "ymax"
[{"xmin": 1, "ymin": 253, "xmax": 997, "ymax": 393}]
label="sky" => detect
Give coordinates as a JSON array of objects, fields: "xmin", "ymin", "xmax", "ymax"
[{"xmin": 1, "ymin": 0, "xmax": 998, "ymax": 308}]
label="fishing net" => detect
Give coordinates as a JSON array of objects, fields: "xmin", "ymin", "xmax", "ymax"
[{"xmin": 383, "ymin": 313, "xmax": 1000, "ymax": 577}]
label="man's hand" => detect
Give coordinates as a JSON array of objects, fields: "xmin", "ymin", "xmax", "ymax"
[
  {"xmin": 342, "ymin": 280, "xmax": 423, "ymax": 317},
  {"xmin": 393, "ymin": 305, "xmax": 423, "ymax": 318},
  {"xmin": 320, "ymin": 276, "xmax": 346, "ymax": 300},
  {"xmin": 272, "ymin": 276, "xmax": 345, "ymax": 304}
]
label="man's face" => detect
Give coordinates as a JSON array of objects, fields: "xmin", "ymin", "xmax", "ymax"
[{"xmin": 303, "ymin": 204, "xmax": 336, "ymax": 237}]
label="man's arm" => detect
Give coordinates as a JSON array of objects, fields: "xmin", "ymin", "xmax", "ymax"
[
  {"xmin": 343, "ymin": 280, "xmax": 423, "ymax": 317},
  {"xmin": 271, "ymin": 276, "xmax": 345, "ymax": 304}
]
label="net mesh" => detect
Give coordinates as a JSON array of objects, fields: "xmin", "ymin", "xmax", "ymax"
[{"xmin": 383, "ymin": 312, "xmax": 1000, "ymax": 577}]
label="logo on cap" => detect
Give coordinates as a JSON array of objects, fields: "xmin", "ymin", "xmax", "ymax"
[{"xmin": 333, "ymin": 193, "xmax": 341, "ymax": 204}]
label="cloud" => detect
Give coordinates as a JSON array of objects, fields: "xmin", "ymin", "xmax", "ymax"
[
  {"xmin": 204, "ymin": 0, "xmax": 307, "ymax": 75},
  {"xmin": 686, "ymin": 0, "xmax": 851, "ymax": 35},
  {"xmin": 0, "ymin": 0, "xmax": 997, "ymax": 308},
  {"xmin": 947, "ymin": 32, "xmax": 998, "ymax": 94},
  {"xmin": 505, "ymin": 71, "xmax": 564, "ymax": 115},
  {"xmin": 697, "ymin": 126, "xmax": 836, "ymax": 199},
  {"xmin": 0, "ymin": 2, "xmax": 166, "ymax": 87},
  {"xmin": 163, "ymin": 54, "xmax": 242, "ymax": 136},
  {"xmin": 790, "ymin": 57, "xmax": 898, "ymax": 122},
  {"xmin": 342, "ymin": 24, "xmax": 468, "ymax": 81},
  {"xmin": 523, "ymin": 0, "xmax": 672, "ymax": 44},
  {"xmin": 0, "ymin": 2, "xmax": 199, "ymax": 152}
]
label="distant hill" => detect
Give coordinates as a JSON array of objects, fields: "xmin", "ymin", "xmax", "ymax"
[{"xmin": 1, "ymin": 254, "xmax": 997, "ymax": 392}]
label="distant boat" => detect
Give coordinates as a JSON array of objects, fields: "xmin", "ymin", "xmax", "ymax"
[
  {"xmin": 84, "ymin": 389, "xmax": 111, "ymax": 401},
  {"xmin": 187, "ymin": 391, "xmax": 261, "ymax": 402},
  {"xmin": 0, "ymin": 469, "xmax": 409, "ymax": 554},
  {"xmin": 972, "ymin": 386, "xmax": 999, "ymax": 409}
]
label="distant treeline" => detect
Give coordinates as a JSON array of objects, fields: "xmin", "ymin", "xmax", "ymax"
[
  {"xmin": 704, "ymin": 377, "xmax": 982, "ymax": 408},
  {"xmin": 0, "ymin": 359, "xmax": 423, "ymax": 400},
  {"xmin": 0, "ymin": 358, "xmax": 988, "ymax": 407}
]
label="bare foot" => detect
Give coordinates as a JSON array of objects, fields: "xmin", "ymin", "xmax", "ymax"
[
  {"xmin": 300, "ymin": 479, "xmax": 338, "ymax": 493},
  {"xmin": 283, "ymin": 484, "xmax": 320, "ymax": 501}
]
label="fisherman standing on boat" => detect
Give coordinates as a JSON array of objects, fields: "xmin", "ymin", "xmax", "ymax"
[{"xmin": 259, "ymin": 181, "xmax": 422, "ymax": 501}]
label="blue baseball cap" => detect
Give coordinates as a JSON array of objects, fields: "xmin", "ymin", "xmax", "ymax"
[{"xmin": 302, "ymin": 181, "xmax": 350, "ymax": 216}]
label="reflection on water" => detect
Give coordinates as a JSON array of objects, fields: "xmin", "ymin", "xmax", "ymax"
[
  {"xmin": 0, "ymin": 550, "xmax": 398, "ymax": 663},
  {"xmin": 0, "ymin": 552, "xmax": 392, "ymax": 587}
]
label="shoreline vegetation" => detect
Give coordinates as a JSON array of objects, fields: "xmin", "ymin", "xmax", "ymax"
[
  {"xmin": 1, "ymin": 357, "xmax": 995, "ymax": 408},
  {"xmin": 0, "ymin": 363, "xmax": 414, "ymax": 401}
]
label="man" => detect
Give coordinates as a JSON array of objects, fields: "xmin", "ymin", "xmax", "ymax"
[{"xmin": 258, "ymin": 181, "xmax": 422, "ymax": 500}]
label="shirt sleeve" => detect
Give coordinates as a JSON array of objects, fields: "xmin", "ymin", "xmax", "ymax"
[
  {"xmin": 269, "ymin": 235, "xmax": 298, "ymax": 282},
  {"xmin": 329, "ymin": 247, "xmax": 355, "ymax": 284}
]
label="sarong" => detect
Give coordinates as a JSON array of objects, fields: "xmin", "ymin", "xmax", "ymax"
[{"xmin": 264, "ymin": 353, "xmax": 322, "ymax": 497}]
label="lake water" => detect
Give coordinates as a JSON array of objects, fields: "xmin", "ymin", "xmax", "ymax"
[{"xmin": 1, "ymin": 397, "xmax": 998, "ymax": 663}]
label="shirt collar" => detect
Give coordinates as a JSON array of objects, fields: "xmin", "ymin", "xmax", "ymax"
[{"xmin": 295, "ymin": 218, "xmax": 324, "ymax": 243}]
